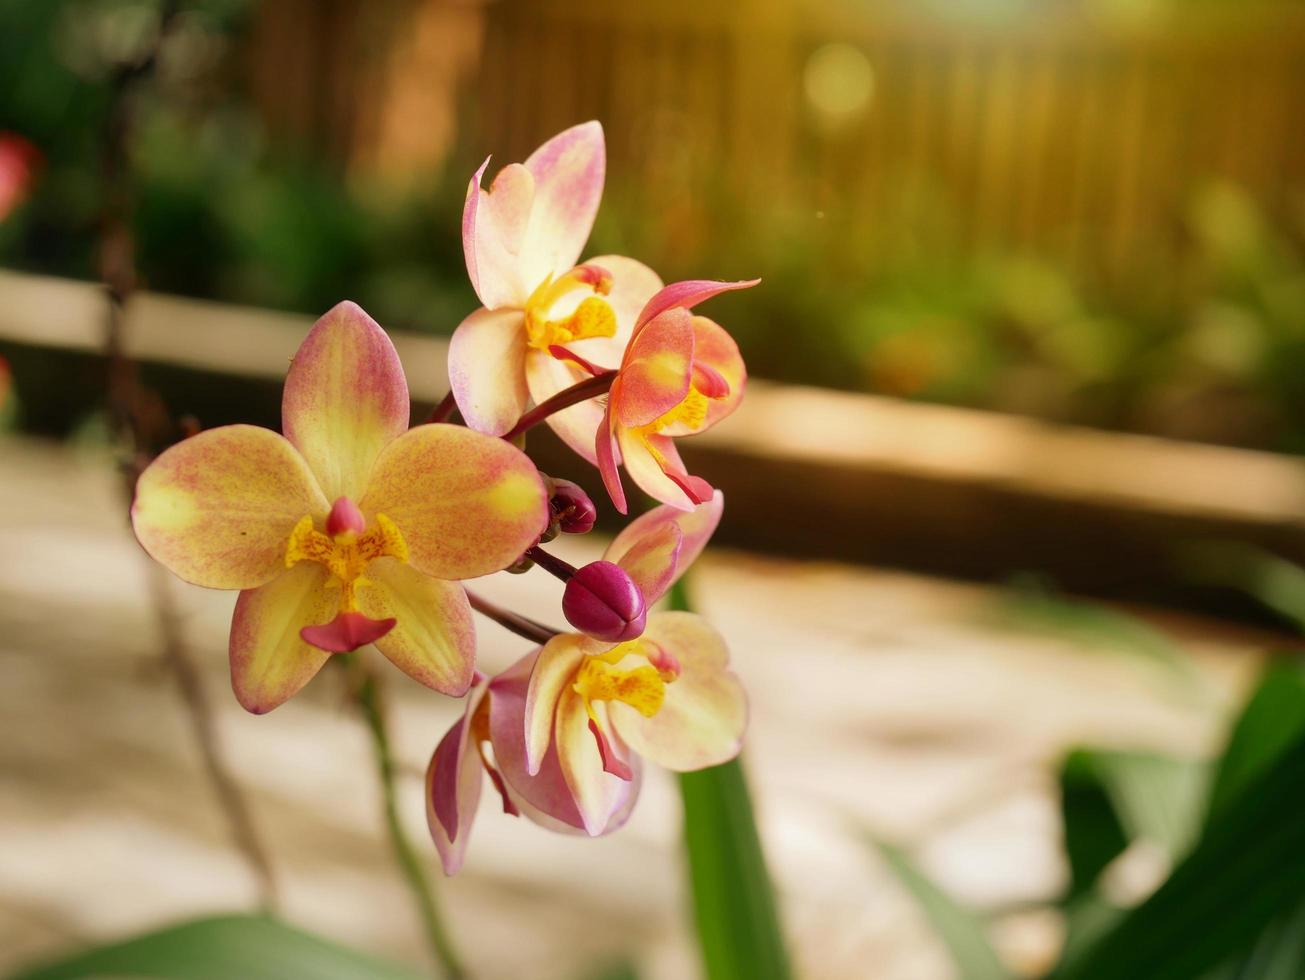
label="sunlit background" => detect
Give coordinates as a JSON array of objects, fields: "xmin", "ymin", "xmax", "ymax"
[{"xmin": 4, "ymin": 1, "xmax": 1305, "ymax": 978}]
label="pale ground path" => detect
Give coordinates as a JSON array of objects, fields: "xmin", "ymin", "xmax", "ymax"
[{"xmin": 0, "ymin": 436, "xmax": 1267, "ymax": 979}]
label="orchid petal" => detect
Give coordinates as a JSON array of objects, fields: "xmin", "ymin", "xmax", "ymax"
[
  {"xmin": 228, "ymin": 563, "xmax": 335, "ymax": 714},
  {"xmin": 524, "ymin": 350, "xmax": 603, "ymax": 463},
  {"xmin": 463, "ymin": 159, "xmax": 535, "ymax": 309},
  {"xmin": 448, "ymin": 307, "xmax": 530, "ymax": 436},
  {"xmin": 615, "ymin": 425, "xmax": 709, "ymax": 512},
  {"xmin": 634, "ymin": 278, "xmax": 760, "ymax": 333},
  {"xmin": 523, "ymin": 634, "xmax": 589, "ymax": 774},
  {"xmin": 282, "ymin": 301, "xmax": 410, "ymax": 502},
  {"xmin": 663, "ymin": 317, "xmax": 747, "ymax": 437},
  {"xmin": 596, "ymin": 402, "xmax": 626, "ymax": 514},
  {"xmin": 609, "ymin": 612, "xmax": 747, "ymax": 771},
  {"xmin": 355, "ymin": 557, "xmax": 475, "ymax": 696},
  {"xmin": 300, "ymin": 611, "xmax": 395, "ymax": 653},
  {"xmin": 556, "ymin": 689, "xmax": 637, "ymax": 834},
  {"xmin": 612, "ymin": 524, "xmax": 682, "ymax": 609},
  {"xmin": 426, "ymin": 684, "xmax": 486, "ymax": 875},
  {"xmin": 360, "ymin": 423, "xmax": 548, "ymax": 580},
  {"xmin": 132, "ymin": 425, "xmax": 328, "ymax": 590},
  {"xmin": 488, "ymin": 650, "xmax": 587, "ymax": 831},
  {"xmin": 606, "ymin": 492, "xmax": 724, "ymax": 603},
  {"xmin": 615, "ymin": 308, "xmax": 694, "ymax": 429},
  {"xmin": 518, "ymin": 122, "xmax": 605, "ymax": 290}
]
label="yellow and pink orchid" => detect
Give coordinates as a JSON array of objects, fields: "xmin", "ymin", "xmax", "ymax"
[
  {"xmin": 451, "ymin": 121, "xmax": 663, "ymax": 458},
  {"xmin": 597, "ymin": 280, "xmax": 755, "ymax": 513},
  {"xmin": 131, "ymin": 301, "xmax": 549, "ymax": 713},
  {"xmin": 426, "ymin": 495, "xmax": 747, "ymax": 872}
]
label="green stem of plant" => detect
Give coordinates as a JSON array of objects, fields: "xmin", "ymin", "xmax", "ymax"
[{"xmin": 353, "ymin": 664, "xmax": 466, "ymax": 980}]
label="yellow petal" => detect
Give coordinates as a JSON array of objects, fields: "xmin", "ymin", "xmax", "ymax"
[
  {"xmin": 228, "ymin": 563, "xmax": 335, "ymax": 714},
  {"xmin": 360, "ymin": 424, "xmax": 548, "ymax": 580},
  {"xmin": 132, "ymin": 425, "xmax": 328, "ymax": 590},
  {"xmin": 355, "ymin": 558, "xmax": 475, "ymax": 696},
  {"xmin": 282, "ymin": 301, "xmax": 410, "ymax": 502},
  {"xmin": 523, "ymin": 634, "xmax": 588, "ymax": 774},
  {"xmin": 555, "ymin": 690, "xmax": 637, "ymax": 835}
]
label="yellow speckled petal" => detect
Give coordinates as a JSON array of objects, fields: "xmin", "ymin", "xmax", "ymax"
[
  {"xmin": 282, "ymin": 301, "xmax": 411, "ymax": 502},
  {"xmin": 359, "ymin": 423, "xmax": 548, "ymax": 580},
  {"xmin": 228, "ymin": 563, "xmax": 336, "ymax": 714},
  {"xmin": 132, "ymin": 424, "xmax": 329, "ymax": 590},
  {"xmin": 355, "ymin": 558, "xmax": 475, "ymax": 696}
]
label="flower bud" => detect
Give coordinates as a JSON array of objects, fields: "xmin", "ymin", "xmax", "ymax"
[
  {"xmin": 550, "ymin": 478, "xmax": 597, "ymax": 534},
  {"xmin": 562, "ymin": 560, "xmax": 647, "ymax": 642}
]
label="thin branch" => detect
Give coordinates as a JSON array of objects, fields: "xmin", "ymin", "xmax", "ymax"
[
  {"xmin": 424, "ymin": 390, "xmax": 459, "ymax": 425},
  {"xmin": 350, "ymin": 663, "xmax": 466, "ymax": 980},
  {"xmin": 524, "ymin": 545, "xmax": 577, "ymax": 581},
  {"xmin": 466, "ymin": 589, "xmax": 560, "ymax": 645},
  {"xmin": 502, "ymin": 370, "xmax": 615, "ymax": 441}
]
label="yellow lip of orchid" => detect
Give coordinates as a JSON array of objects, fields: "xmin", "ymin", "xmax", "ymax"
[{"xmin": 130, "ymin": 301, "xmax": 550, "ymax": 714}]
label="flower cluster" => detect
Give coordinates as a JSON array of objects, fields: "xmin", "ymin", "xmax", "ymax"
[{"xmin": 130, "ymin": 122, "xmax": 754, "ymax": 874}]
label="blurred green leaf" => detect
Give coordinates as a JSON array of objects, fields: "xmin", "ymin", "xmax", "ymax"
[
  {"xmin": 866, "ymin": 837, "xmax": 1011, "ymax": 980},
  {"xmin": 1059, "ymin": 750, "xmax": 1130, "ymax": 902},
  {"xmin": 1181, "ymin": 542, "xmax": 1305, "ymax": 633},
  {"xmin": 9, "ymin": 914, "xmax": 422, "ymax": 980},
  {"xmin": 1054, "ymin": 728, "xmax": 1305, "ymax": 980},
  {"xmin": 671, "ymin": 578, "xmax": 790, "ymax": 980}
]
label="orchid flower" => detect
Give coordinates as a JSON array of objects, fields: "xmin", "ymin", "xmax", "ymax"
[
  {"xmin": 426, "ymin": 495, "xmax": 746, "ymax": 872},
  {"xmin": 450, "ymin": 121, "xmax": 662, "ymax": 457},
  {"xmin": 597, "ymin": 280, "xmax": 756, "ymax": 513},
  {"xmin": 131, "ymin": 302, "xmax": 549, "ymax": 713}
]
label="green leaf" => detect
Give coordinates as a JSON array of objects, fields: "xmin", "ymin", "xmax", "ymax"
[
  {"xmin": 671, "ymin": 578, "xmax": 791, "ymax": 980},
  {"xmin": 866, "ymin": 838, "xmax": 1012, "ymax": 980},
  {"xmin": 9, "ymin": 914, "xmax": 423, "ymax": 980},
  {"xmin": 1059, "ymin": 750, "xmax": 1131, "ymax": 902},
  {"xmin": 1053, "ymin": 728, "xmax": 1305, "ymax": 980}
]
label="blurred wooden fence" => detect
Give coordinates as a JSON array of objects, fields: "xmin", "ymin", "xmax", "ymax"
[{"xmin": 251, "ymin": 0, "xmax": 1305, "ymax": 277}]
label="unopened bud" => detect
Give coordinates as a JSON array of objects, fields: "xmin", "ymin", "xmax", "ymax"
[
  {"xmin": 562, "ymin": 561, "xmax": 647, "ymax": 642},
  {"xmin": 550, "ymin": 479, "xmax": 597, "ymax": 534}
]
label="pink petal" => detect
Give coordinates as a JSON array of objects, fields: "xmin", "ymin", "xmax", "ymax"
[
  {"xmin": 610, "ymin": 523, "xmax": 682, "ymax": 609},
  {"xmin": 606, "ymin": 491, "xmax": 724, "ymax": 604},
  {"xmin": 228, "ymin": 563, "xmax": 336, "ymax": 714},
  {"xmin": 596, "ymin": 402, "xmax": 627, "ymax": 515},
  {"xmin": 555, "ymin": 689, "xmax": 639, "ymax": 834},
  {"xmin": 614, "ymin": 425, "xmax": 703, "ymax": 512},
  {"xmin": 518, "ymin": 122, "xmax": 606, "ymax": 291},
  {"xmin": 664, "ymin": 317, "xmax": 747, "ymax": 438},
  {"xmin": 608, "ymin": 612, "xmax": 747, "ymax": 772},
  {"xmin": 360, "ymin": 424, "xmax": 548, "ymax": 580},
  {"xmin": 354, "ymin": 557, "xmax": 475, "ymax": 696},
  {"xmin": 132, "ymin": 424, "xmax": 329, "ymax": 590},
  {"xmin": 524, "ymin": 634, "xmax": 591, "ymax": 774},
  {"xmin": 282, "ymin": 302, "xmax": 410, "ymax": 503},
  {"xmin": 634, "ymin": 278, "xmax": 760, "ymax": 333},
  {"xmin": 463, "ymin": 159, "xmax": 535, "ymax": 309},
  {"xmin": 300, "ymin": 610, "xmax": 395, "ymax": 653},
  {"xmin": 426, "ymin": 683, "xmax": 486, "ymax": 875},
  {"xmin": 448, "ymin": 307, "xmax": 529, "ymax": 436},
  {"xmin": 614, "ymin": 308, "xmax": 695, "ymax": 429}
]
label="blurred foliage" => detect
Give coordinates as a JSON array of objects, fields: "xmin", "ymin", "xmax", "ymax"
[{"xmin": 5, "ymin": 0, "xmax": 1305, "ymax": 450}]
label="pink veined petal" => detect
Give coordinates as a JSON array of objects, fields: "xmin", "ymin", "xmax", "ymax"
[
  {"xmin": 132, "ymin": 424, "xmax": 329, "ymax": 590},
  {"xmin": 662, "ymin": 317, "xmax": 747, "ymax": 437},
  {"xmin": 615, "ymin": 425, "xmax": 710, "ymax": 512},
  {"xmin": 606, "ymin": 491, "xmax": 724, "ymax": 603},
  {"xmin": 634, "ymin": 278, "xmax": 761, "ymax": 334},
  {"xmin": 608, "ymin": 612, "xmax": 748, "ymax": 772},
  {"xmin": 555, "ymin": 689, "xmax": 638, "ymax": 835},
  {"xmin": 488, "ymin": 650, "xmax": 587, "ymax": 831},
  {"xmin": 463, "ymin": 158, "xmax": 536, "ymax": 309},
  {"xmin": 524, "ymin": 634, "xmax": 590, "ymax": 774},
  {"xmin": 518, "ymin": 121, "xmax": 606, "ymax": 289},
  {"xmin": 525, "ymin": 348, "xmax": 604, "ymax": 464},
  {"xmin": 282, "ymin": 301, "xmax": 410, "ymax": 503},
  {"xmin": 614, "ymin": 308, "xmax": 695, "ymax": 429},
  {"xmin": 426, "ymin": 683, "xmax": 486, "ymax": 876},
  {"xmin": 596, "ymin": 401, "xmax": 627, "ymax": 515},
  {"xmin": 612, "ymin": 524, "xmax": 682, "ymax": 608},
  {"xmin": 228, "ymin": 563, "xmax": 336, "ymax": 714},
  {"xmin": 448, "ymin": 307, "xmax": 530, "ymax": 436},
  {"xmin": 360, "ymin": 424, "xmax": 548, "ymax": 580},
  {"xmin": 354, "ymin": 557, "xmax": 475, "ymax": 696}
]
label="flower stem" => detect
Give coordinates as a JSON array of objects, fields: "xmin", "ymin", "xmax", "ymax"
[
  {"xmin": 524, "ymin": 545, "xmax": 577, "ymax": 582},
  {"xmin": 502, "ymin": 370, "xmax": 615, "ymax": 441},
  {"xmin": 466, "ymin": 589, "xmax": 559, "ymax": 645},
  {"xmin": 425, "ymin": 390, "xmax": 459, "ymax": 425},
  {"xmin": 352, "ymin": 663, "xmax": 466, "ymax": 980}
]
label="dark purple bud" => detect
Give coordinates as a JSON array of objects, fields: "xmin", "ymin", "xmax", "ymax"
[
  {"xmin": 562, "ymin": 560, "xmax": 647, "ymax": 642},
  {"xmin": 550, "ymin": 478, "xmax": 597, "ymax": 534}
]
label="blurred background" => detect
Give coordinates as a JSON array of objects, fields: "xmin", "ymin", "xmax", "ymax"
[{"xmin": 4, "ymin": 1, "xmax": 1305, "ymax": 978}]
